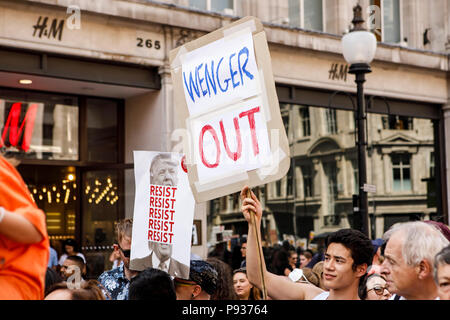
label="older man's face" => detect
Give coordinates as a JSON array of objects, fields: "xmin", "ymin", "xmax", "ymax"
[
  {"xmin": 151, "ymin": 159, "xmax": 178, "ymax": 186},
  {"xmin": 381, "ymin": 232, "xmax": 417, "ymax": 297},
  {"xmin": 149, "ymin": 242, "xmax": 172, "ymax": 261}
]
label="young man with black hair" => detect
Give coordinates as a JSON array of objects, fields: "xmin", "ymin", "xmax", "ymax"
[
  {"xmin": 60, "ymin": 255, "xmax": 86, "ymax": 282},
  {"xmin": 128, "ymin": 267, "xmax": 176, "ymax": 300},
  {"xmin": 241, "ymin": 186, "xmax": 373, "ymax": 300}
]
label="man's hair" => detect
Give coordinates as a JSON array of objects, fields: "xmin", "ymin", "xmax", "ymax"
[
  {"xmin": 45, "ymin": 280, "xmax": 105, "ymax": 300},
  {"xmin": 115, "ymin": 218, "xmax": 133, "ymax": 244},
  {"xmin": 434, "ymin": 245, "xmax": 450, "ymax": 284},
  {"xmin": 384, "ymin": 221, "xmax": 449, "ymax": 271},
  {"xmin": 65, "ymin": 255, "xmax": 86, "ymax": 275},
  {"xmin": 325, "ymin": 228, "xmax": 373, "ymax": 271},
  {"xmin": 128, "ymin": 268, "xmax": 176, "ymax": 300},
  {"xmin": 206, "ymin": 257, "xmax": 236, "ymax": 300}
]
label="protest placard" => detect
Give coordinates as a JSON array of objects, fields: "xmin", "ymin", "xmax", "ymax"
[
  {"xmin": 129, "ymin": 151, "xmax": 195, "ymax": 279},
  {"xmin": 170, "ymin": 16, "xmax": 290, "ymax": 203}
]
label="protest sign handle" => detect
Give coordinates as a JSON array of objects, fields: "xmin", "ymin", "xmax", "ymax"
[{"xmin": 246, "ymin": 188, "xmax": 268, "ymax": 300}]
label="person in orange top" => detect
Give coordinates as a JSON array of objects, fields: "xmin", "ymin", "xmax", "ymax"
[{"xmin": 0, "ymin": 155, "xmax": 49, "ymax": 300}]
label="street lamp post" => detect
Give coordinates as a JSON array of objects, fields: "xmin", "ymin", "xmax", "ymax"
[{"xmin": 342, "ymin": 4, "xmax": 377, "ymax": 237}]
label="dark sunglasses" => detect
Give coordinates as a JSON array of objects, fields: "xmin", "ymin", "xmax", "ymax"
[
  {"xmin": 368, "ymin": 285, "xmax": 388, "ymax": 296},
  {"xmin": 118, "ymin": 245, "xmax": 131, "ymax": 258}
]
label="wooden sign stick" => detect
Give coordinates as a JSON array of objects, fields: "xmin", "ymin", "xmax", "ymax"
[{"xmin": 246, "ymin": 188, "xmax": 268, "ymax": 300}]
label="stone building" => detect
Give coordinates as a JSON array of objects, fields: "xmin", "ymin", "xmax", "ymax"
[{"xmin": 0, "ymin": 0, "xmax": 448, "ymax": 259}]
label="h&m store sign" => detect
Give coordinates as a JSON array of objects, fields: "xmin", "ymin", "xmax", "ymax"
[{"xmin": 0, "ymin": 4, "xmax": 164, "ymax": 63}]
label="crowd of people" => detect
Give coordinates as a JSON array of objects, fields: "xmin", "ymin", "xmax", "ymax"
[{"xmin": 1, "ymin": 150, "xmax": 450, "ymax": 301}]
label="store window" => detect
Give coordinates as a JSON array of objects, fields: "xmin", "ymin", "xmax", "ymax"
[
  {"xmin": 0, "ymin": 89, "xmax": 78, "ymax": 160},
  {"xmin": 288, "ymin": 0, "xmax": 324, "ymax": 31},
  {"xmin": 0, "ymin": 88, "xmax": 123, "ymax": 267},
  {"xmin": 382, "ymin": 115, "xmax": 413, "ymax": 130},
  {"xmin": 82, "ymin": 170, "xmax": 120, "ymax": 248},
  {"xmin": 301, "ymin": 165, "xmax": 313, "ymax": 198},
  {"xmin": 189, "ymin": 0, "xmax": 234, "ymax": 14},
  {"xmin": 324, "ymin": 162, "xmax": 338, "ymax": 214},
  {"xmin": 287, "ymin": 166, "xmax": 294, "ymax": 196},
  {"xmin": 273, "ymin": 85, "xmax": 442, "ymax": 240},
  {"xmin": 430, "ymin": 152, "xmax": 435, "ymax": 178},
  {"xmin": 299, "ymin": 106, "xmax": 311, "ymax": 137},
  {"xmin": 303, "ymin": 0, "xmax": 323, "ymax": 31},
  {"xmin": 325, "ymin": 109, "xmax": 338, "ymax": 134},
  {"xmin": 370, "ymin": 0, "xmax": 401, "ymax": 43},
  {"xmin": 392, "ymin": 153, "xmax": 411, "ymax": 192},
  {"xmin": 282, "ymin": 114, "xmax": 290, "ymax": 137},
  {"xmin": 87, "ymin": 98, "xmax": 118, "ymax": 162},
  {"xmin": 352, "ymin": 160, "xmax": 359, "ymax": 195},
  {"xmin": 20, "ymin": 165, "xmax": 77, "ymax": 239}
]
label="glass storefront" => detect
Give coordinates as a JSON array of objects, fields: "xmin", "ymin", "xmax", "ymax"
[
  {"xmin": 0, "ymin": 87, "xmax": 125, "ymax": 272},
  {"xmin": 0, "ymin": 90, "xmax": 78, "ymax": 160},
  {"xmin": 266, "ymin": 101, "xmax": 441, "ymax": 240}
]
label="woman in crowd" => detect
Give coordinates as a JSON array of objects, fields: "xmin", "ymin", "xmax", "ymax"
[
  {"xmin": 284, "ymin": 250, "xmax": 298, "ymax": 276},
  {"xmin": 233, "ymin": 268, "xmax": 261, "ymax": 300},
  {"xmin": 299, "ymin": 251, "xmax": 313, "ymax": 268},
  {"xmin": 434, "ymin": 244, "xmax": 450, "ymax": 300},
  {"xmin": 359, "ymin": 265, "xmax": 391, "ymax": 300},
  {"xmin": 58, "ymin": 238, "xmax": 86, "ymax": 265},
  {"xmin": 206, "ymin": 257, "xmax": 237, "ymax": 300}
]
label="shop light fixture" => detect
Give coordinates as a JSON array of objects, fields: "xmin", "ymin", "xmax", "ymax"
[
  {"xmin": 29, "ymin": 176, "xmax": 119, "ymax": 207},
  {"xmin": 19, "ymin": 79, "xmax": 32, "ymax": 85}
]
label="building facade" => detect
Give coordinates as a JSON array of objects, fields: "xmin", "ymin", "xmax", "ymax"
[{"xmin": 0, "ymin": 0, "xmax": 449, "ymax": 258}]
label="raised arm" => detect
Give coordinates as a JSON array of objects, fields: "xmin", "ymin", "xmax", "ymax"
[{"xmin": 240, "ymin": 186, "xmax": 323, "ymax": 300}]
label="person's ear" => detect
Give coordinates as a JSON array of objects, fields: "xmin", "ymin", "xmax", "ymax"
[
  {"xmin": 417, "ymin": 260, "xmax": 432, "ymax": 280},
  {"xmin": 191, "ymin": 285, "xmax": 202, "ymax": 299},
  {"xmin": 356, "ymin": 264, "xmax": 367, "ymax": 278}
]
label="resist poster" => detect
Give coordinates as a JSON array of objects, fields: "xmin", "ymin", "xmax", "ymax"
[{"xmin": 129, "ymin": 151, "xmax": 195, "ymax": 279}]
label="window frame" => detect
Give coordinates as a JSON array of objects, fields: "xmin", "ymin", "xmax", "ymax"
[
  {"xmin": 391, "ymin": 153, "xmax": 412, "ymax": 192},
  {"xmin": 299, "ymin": 106, "xmax": 311, "ymax": 138},
  {"xmin": 325, "ymin": 108, "xmax": 338, "ymax": 135},
  {"xmin": 288, "ymin": 0, "xmax": 326, "ymax": 32},
  {"xmin": 189, "ymin": 0, "xmax": 235, "ymax": 14},
  {"xmin": 370, "ymin": 0, "xmax": 403, "ymax": 44},
  {"xmin": 301, "ymin": 164, "xmax": 313, "ymax": 198}
]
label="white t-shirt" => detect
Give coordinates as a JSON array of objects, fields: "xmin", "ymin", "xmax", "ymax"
[
  {"xmin": 59, "ymin": 252, "xmax": 86, "ymax": 265},
  {"xmin": 389, "ymin": 294, "xmax": 440, "ymax": 300},
  {"xmin": 313, "ymin": 292, "xmax": 330, "ymax": 300}
]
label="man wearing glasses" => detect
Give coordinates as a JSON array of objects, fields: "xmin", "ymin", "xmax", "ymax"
[{"xmin": 98, "ymin": 219, "xmax": 139, "ymax": 300}]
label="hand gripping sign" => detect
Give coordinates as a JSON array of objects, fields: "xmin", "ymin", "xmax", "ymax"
[{"xmin": 169, "ymin": 16, "xmax": 290, "ymax": 203}]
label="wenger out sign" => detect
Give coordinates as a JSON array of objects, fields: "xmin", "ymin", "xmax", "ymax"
[{"xmin": 170, "ymin": 17, "xmax": 290, "ymax": 202}]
